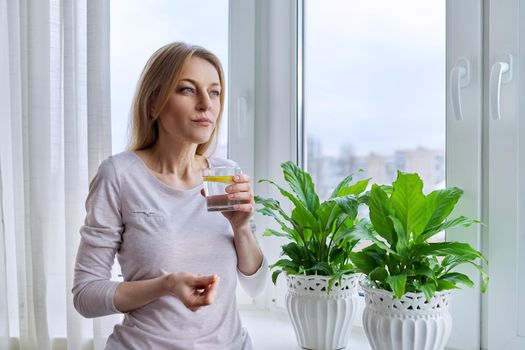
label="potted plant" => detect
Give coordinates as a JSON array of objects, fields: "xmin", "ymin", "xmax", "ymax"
[
  {"xmin": 346, "ymin": 171, "xmax": 488, "ymax": 350},
  {"xmin": 254, "ymin": 161, "xmax": 368, "ymax": 350}
]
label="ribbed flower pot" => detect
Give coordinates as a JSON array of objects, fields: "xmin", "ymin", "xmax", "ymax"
[
  {"xmin": 285, "ymin": 274, "xmax": 360, "ymax": 350},
  {"xmin": 361, "ymin": 284, "xmax": 452, "ymax": 350}
]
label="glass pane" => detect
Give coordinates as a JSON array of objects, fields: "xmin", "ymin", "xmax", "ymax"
[
  {"xmin": 305, "ymin": 0, "xmax": 445, "ymax": 200},
  {"xmin": 111, "ymin": 0, "xmax": 229, "ymax": 158}
]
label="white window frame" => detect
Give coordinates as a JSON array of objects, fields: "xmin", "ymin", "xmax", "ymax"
[
  {"xmin": 483, "ymin": 0, "xmax": 525, "ymax": 349},
  {"xmin": 446, "ymin": 1, "xmax": 483, "ymax": 349},
  {"xmin": 229, "ymin": 0, "xmax": 301, "ymax": 309},
  {"xmin": 228, "ymin": 0, "xmax": 258, "ymax": 305}
]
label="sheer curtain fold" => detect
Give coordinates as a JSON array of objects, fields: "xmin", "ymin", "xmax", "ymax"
[
  {"xmin": 0, "ymin": 0, "xmax": 112, "ymax": 349},
  {"xmin": 0, "ymin": 0, "xmax": 11, "ymax": 346}
]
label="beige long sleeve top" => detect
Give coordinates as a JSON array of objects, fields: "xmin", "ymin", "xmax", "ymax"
[{"xmin": 72, "ymin": 151, "xmax": 268, "ymax": 350}]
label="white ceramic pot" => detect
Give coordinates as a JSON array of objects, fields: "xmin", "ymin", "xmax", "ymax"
[
  {"xmin": 285, "ymin": 274, "xmax": 360, "ymax": 350},
  {"xmin": 361, "ymin": 284, "xmax": 452, "ymax": 350}
]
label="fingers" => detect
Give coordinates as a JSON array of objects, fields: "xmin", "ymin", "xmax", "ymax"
[
  {"xmin": 233, "ymin": 174, "xmax": 251, "ymax": 183},
  {"xmin": 184, "ymin": 275, "xmax": 220, "ymax": 312},
  {"xmin": 225, "ymin": 175, "xmax": 254, "ymax": 201},
  {"xmin": 203, "ymin": 276, "xmax": 220, "ymax": 304},
  {"xmin": 225, "ymin": 183, "xmax": 251, "ymax": 194},
  {"xmin": 232, "ymin": 203, "xmax": 254, "ymax": 212},
  {"xmin": 225, "ymin": 183, "xmax": 254, "ymax": 203},
  {"xmin": 191, "ymin": 274, "xmax": 218, "ymax": 287},
  {"xmin": 227, "ymin": 191, "xmax": 253, "ymax": 202}
]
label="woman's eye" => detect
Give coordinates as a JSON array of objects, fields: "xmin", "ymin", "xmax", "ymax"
[
  {"xmin": 210, "ymin": 90, "xmax": 221, "ymax": 98},
  {"xmin": 180, "ymin": 87, "xmax": 195, "ymax": 94}
]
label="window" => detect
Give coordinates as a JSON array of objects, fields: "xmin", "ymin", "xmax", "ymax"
[
  {"xmin": 110, "ymin": 0, "xmax": 229, "ymax": 157},
  {"xmin": 304, "ymin": 0, "xmax": 446, "ymax": 204}
]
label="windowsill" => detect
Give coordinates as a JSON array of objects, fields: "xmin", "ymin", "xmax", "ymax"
[{"xmin": 239, "ymin": 305, "xmax": 371, "ymax": 350}]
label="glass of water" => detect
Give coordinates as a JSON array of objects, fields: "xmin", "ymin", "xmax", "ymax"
[{"xmin": 202, "ymin": 166, "xmax": 242, "ymax": 211}]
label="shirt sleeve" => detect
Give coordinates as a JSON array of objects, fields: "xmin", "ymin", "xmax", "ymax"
[
  {"xmin": 237, "ymin": 255, "xmax": 269, "ymax": 298},
  {"xmin": 72, "ymin": 157, "xmax": 124, "ymax": 318},
  {"xmin": 220, "ymin": 162, "xmax": 270, "ymax": 298}
]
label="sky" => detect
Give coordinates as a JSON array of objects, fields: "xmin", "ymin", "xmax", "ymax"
[
  {"xmin": 110, "ymin": 0, "xmax": 445, "ymax": 158},
  {"xmin": 304, "ymin": 0, "xmax": 446, "ymax": 157}
]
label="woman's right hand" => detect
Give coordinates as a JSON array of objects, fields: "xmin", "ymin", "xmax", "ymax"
[{"xmin": 164, "ymin": 272, "xmax": 220, "ymax": 312}]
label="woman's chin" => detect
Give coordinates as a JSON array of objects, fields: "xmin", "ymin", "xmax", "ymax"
[{"xmin": 192, "ymin": 133, "xmax": 213, "ymax": 145}]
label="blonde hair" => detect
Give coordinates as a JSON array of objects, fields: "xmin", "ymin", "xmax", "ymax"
[{"xmin": 127, "ymin": 42, "xmax": 225, "ymax": 156}]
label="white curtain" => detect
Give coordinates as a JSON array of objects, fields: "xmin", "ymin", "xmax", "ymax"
[{"xmin": 0, "ymin": 0, "xmax": 118, "ymax": 349}]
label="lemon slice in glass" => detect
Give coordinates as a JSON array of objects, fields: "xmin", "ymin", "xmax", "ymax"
[{"xmin": 203, "ymin": 175, "xmax": 235, "ymax": 183}]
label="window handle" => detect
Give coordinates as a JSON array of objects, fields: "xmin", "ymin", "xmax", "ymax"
[
  {"xmin": 450, "ymin": 58, "xmax": 470, "ymax": 121},
  {"xmin": 489, "ymin": 53, "xmax": 513, "ymax": 121}
]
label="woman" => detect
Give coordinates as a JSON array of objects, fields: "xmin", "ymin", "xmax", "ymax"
[{"xmin": 72, "ymin": 42, "xmax": 268, "ymax": 349}]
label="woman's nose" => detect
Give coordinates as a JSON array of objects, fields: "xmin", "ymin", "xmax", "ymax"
[{"xmin": 196, "ymin": 94, "xmax": 212, "ymax": 111}]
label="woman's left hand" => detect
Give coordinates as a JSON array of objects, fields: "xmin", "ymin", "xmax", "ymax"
[
  {"xmin": 200, "ymin": 173, "xmax": 254, "ymax": 232},
  {"xmin": 221, "ymin": 174, "xmax": 254, "ymax": 231}
]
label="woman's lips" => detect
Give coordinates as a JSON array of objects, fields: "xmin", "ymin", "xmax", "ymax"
[{"xmin": 192, "ymin": 119, "xmax": 213, "ymax": 126}]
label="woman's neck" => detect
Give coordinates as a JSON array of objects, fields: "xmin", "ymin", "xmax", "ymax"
[{"xmin": 141, "ymin": 141, "xmax": 207, "ymax": 180}]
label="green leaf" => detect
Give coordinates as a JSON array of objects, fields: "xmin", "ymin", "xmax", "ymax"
[
  {"xmin": 281, "ymin": 161, "xmax": 320, "ymax": 214},
  {"xmin": 362, "ymin": 244, "xmax": 389, "ymax": 266},
  {"xmin": 390, "ymin": 171, "xmax": 431, "ymax": 239},
  {"xmin": 388, "ymin": 215, "xmax": 408, "ymax": 256},
  {"xmin": 317, "ymin": 200, "xmax": 341, "ymax": 232},
  {"xmin": 271, "ymin": 258, "xmax": 299, "ymax": 271},
  {"xmin": 439, "ymin": 248, "xmax": 488, "ymax": 292},
  {"xmin": 254, "ymin": 195, "xmax": 282, "ymax": 211},
  {"xmin": 337, "ymin": 178, "xmax": 371, "ymax": 197},
  {"xmin": 369, "ymin": 266, "xmax": 388, "ymax": 282},
  {"xmin": 329, "ymin": 247, "xmax": 345, "ymax": 266},
  {"xmin": 439, "ymin": 272, "xmax": 474, "ymax": 289},
  {"xmin": 386, "ymin": 274, "xmax": 407, "ymax": 299},
  {"xmin": 436, "ymin": 279, "xmax": 458, "ymax": 290},
  {"xmin": 255, "ymin": 195, "xmax": 297, "ymax": 232},
  {"xmin": 291, "ymin": 205, "xmax": 319, "ymax": 233},
  {"xmin": 378, "ymin": 185, "xmax": 393, "ymax": 195},
  {"xmin": 368, "ymin": 184, "xmax": 395, "ymax": 244},
  {"xmin": 259, "ymin": 179, "xmax": 320, "ymax": 232},
  {"xmin": 418, "ymin": 216, "xmax": 479, "ymax": 243},
  {"xmin": 415, "ymin": 281, "xmax": 436, "ymax": 300},
  {"xmin": 441, "ymin": 252, "xmax": 479, "ymax": 269},
  {"xmin": 281, "ymin": 242, "xmax": 305, "ymax": 264},
  {"xmin": 417, "ymin": 242, "xmax": 486, "ymax": 262},
  {"xmin": 336, "ymin": 220, "xmax": 396, "ymax": 255},
  {"xmin": 256, "ymin": 207, "xmax": 302, "ymax": 243},
  {"xmin": 348, "ymin": 251, "xmax": 380, "ymax": 275},
  {"xmin": 331, "ymin": 195, "xmax": 358, "ymax": 219},
  {"xmin": 307, "ymin": 262, "xmax": 334, "ymax": 276},
  {"xmin": 340, "ymin": 263, "xmax": 355, "ymax": 272},
  {"xmin": 334, "ymin": 212, "xmax": 354, "ymax": 233},
  {"xmin": 425, "ymin": 187, "xmax": 463, "ymax": 230},
  {"xmin": 465, "ymin": 261, "xmax": 489, "ymax": 293},
  {"xmin": 405, "ymin": 262, "xmax": 437, "ymax": 282},
  {"xmin": 358, "ymin": 192, "xmax": 370, "ymax": 205},
  {"xmin": 329, "ymin": 174, "xmax": 354, "ymax": 199},
  {"xmin": 271, "ymin": 270, "xmax": 283, "ymax": 284},
  {"xmin": 262, "ymin": 228, "xmax": 293, "ymax": 240}
]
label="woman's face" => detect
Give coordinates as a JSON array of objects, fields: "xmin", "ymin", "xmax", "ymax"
[{"xmin": 156, "ymin": 56, "xmax": 221, "ymax": 146}]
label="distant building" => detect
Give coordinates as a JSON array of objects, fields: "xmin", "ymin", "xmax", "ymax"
[
  {"xmin": 306, "ymin": 135, "xmax": 445, "ymax": 201},
  {"xmin": 395, "ymin": 147, "xmax": 445, "ymax": 192}
]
